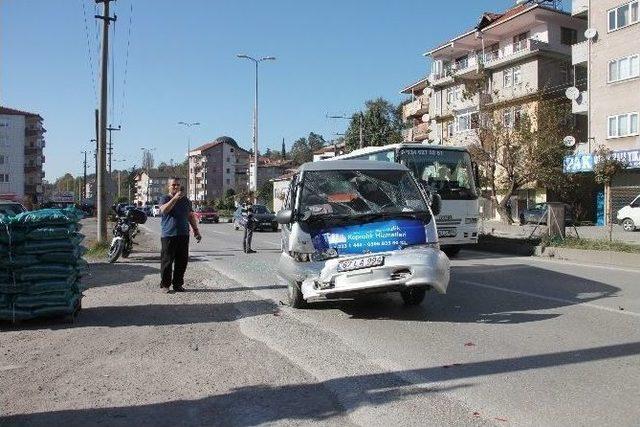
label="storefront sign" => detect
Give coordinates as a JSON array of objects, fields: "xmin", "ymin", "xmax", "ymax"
[{"xmin": 564, "ymin": 149, "xmax": 640, "ymax": 173}]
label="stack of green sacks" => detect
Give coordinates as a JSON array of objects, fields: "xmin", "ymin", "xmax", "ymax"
[{"xmin": 0, "ymin": 207, "xmax": 88, "ymax": 321}]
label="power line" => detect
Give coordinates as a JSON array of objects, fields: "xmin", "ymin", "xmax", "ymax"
[
  {"xmin": 80, "ymin": 0, "xmax": 98, "ymax": 104},
  {"xmin": 119, "ymin": 0, "xmax": 133, "ymax": 126}
]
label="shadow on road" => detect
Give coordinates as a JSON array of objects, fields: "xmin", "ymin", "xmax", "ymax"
[
  {"xmin": 84, "ymin": 263, "xmax": 160, "ymax": 289},
  {"xmin": 3, "ymin": 341, "xmax": 638, "ymax": 426},
  {"xmin": 322, "ymin": 264, "xmax": 620, "ymax": 324}
]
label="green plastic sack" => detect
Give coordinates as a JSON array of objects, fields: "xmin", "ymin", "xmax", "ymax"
[
  {"xmin": 17, "ymin": 264, "xmax": 76, "ymax": 282},
  {"xmin": 0, "ymin": 227, "xmax": 26, "ymax": 245},
  {"xmin": 28, "ymin": 280, "xmax": 79, "ymax": 295},
  {"xmin": 39, "ymin": 246, "xmax": 87, "ymax": 264},
  {"xmin": 0, "ymin": 254, "xmax": 39, "ymax": 269},
  {"xmin": 15, "ymin": 235, "xmax": 84, "ymax": 254},
  {"xmin": 75, "ymin": 259, "xmax": 89, "ymax": 277},
  {"xmin": 13, "ymin": 289, "xmax": 78, "ymax": 308},
  {"xmin": 31, "ymin": 295, "xmax": 80, "ymax": 317},
  {"xmin": 0, "ymin": 306, "xmax": 33, "ymax": 321},
  {"xmin": 10, "ymin": 207, "xmax": 81, "ymax": 227},
  {"xmin": 26, "ymin": 224, "xmax": 79, "ymax": 241}
]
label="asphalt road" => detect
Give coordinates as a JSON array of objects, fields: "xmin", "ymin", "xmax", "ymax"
[{"xmin": 145, "ymin": 218, "xmax": 640, "ymax": 426}]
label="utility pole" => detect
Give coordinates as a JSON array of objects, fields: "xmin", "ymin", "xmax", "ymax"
[
  {"xmin": 82, "ymin": 150, "xmax": 87, "ymax": 201},
  {"xmin": 95, "ymin": 0, "xmax": 116, "ymax": 243},
  {"xmin": 106, "ymin": 124, "xmax": 121, "ymax": 174},
  {"xmin": 359, "ymin": 112, "xmax": 364, "ymax": 149}
]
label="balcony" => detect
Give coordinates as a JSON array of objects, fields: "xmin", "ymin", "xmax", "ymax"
[
  {"xmin": 572, "ymin": 41, "xmax": 588, "ymax": 66},
  {"xmin": 24, "ymin": 166, "xmax": 39, "ymax": 173},
  {"xmin": 572, "ymin": 0, "xmax": 588, "ymax": 17},
  {"xmin": 430, "ymin": 70, "xmax": 454, "ymax": 87},
  {"xmin": 402, "ymin": 97, "xmax": 429, "ymax": 120},
  {"xmin": 412, "ymin": 123, "xmax": 429, "ymax": 141},
  {"xmin": 572, "ymin": 90, "xmax": 589, "ymax": 115},
  {"xmin": 484, "ymin": 39, "xmax": 568, "ymax": 70}
]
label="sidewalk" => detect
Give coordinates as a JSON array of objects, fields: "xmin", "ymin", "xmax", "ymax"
[
  {"xmin": 0, "ymin": 220, "xmax": 351, "ymax": 426},
  {"xmin": 480, "ymin": 220, "xmax": 640, "ymax": 245}
]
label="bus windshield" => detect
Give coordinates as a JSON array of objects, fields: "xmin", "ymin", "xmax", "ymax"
[{"xmin": 397, "ymin": 148, "xmax": 477, "ymax": 200}]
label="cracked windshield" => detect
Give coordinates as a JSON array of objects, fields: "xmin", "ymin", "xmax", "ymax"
[{"xmin": 300, "ymin": 169, "xmax": 428, "ymax": 220}]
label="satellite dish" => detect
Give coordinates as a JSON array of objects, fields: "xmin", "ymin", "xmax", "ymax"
[
  {"xmin": 421, "ymin": 114, "xmax": 430, "ymax": 122},
  {"xmin": 584, "ymin": 28, "xmax": 598, "ymax": 40},
  {"xmin": 563, "ymin": 136, "xmax": 576, "ymax": 147},
  {"xmin": 565, "ymin": 86, "xmax": 580, "ymax": 100}
]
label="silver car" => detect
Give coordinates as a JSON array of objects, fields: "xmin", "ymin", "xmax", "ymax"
[{"xmin": 276, "ymin": 160, "xmax": 450, "ymax": 308}]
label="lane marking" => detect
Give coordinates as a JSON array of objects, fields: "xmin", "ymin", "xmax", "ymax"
[{"xmin": 458, "ymin": 279, "xmax": 640, "ymax": 318}]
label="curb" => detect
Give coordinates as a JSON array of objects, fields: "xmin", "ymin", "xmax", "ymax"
[{"xmin": 534, "ymin": 246, "xmax": 640, "ymax": 269}]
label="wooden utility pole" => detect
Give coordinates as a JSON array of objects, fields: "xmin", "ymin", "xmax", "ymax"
[
  {"xmin": 95, "ymin": 0, "xmax": 116, "ymax": 243},
  {"xmin": 82, "ymin": 150, "xmax": 87, "ymax": 201}
]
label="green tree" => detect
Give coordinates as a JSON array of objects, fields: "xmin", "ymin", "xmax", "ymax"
[
  {"xmin": 344, "ymin": 98, "xmax": 403, "ymax": 152},
  {"xmin": 593, "ymin": 145, "xmax": 627, "ymax": 240},
  {"xmin": 257, "ymin": 181, "xmax": 274, "ymax": 210},
  {"xmin": 290, "ymin": 137, "xmax": 311, "ymax": 165},
  {"xmin": 470, "ymin": 95, "xmax": 574, "ymax": 224}
]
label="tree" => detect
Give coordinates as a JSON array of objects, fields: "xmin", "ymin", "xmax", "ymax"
[
  {"xmin": 281, "ymin": 138, "xmax": 286, "ymax": 159},
  {"xmin": 593, "ymin": 145, "xmax": 627, "ymax": 240},
  {"xmin": 469, "ymin": 95, "xmax": 574, "ymax": 224},
  {"xmin": 257, "ymin": 181, "xmax": 274, "ymax": 210},
  {"xmin": 344, "ymin": 98, "xmax": 403, "ymax": 152}
]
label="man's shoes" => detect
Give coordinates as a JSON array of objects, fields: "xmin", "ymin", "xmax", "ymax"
[
  {"xmin": 160, "ymin": 284, "xmax": 171, "ymax": 293},
  {"xmin": 246, "ymin": 249, "xmax": 256, "ymax": 254},
  {"xmin": 173, "ymin": 285, "xmax": 186, "ymax": 292}
]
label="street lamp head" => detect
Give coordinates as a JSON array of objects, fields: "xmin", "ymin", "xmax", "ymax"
[
  {"xmin": 261, "ymin": 56, "xmax": 276, "ymax": 61},
  {"xmin": 236, "ymin": 54, "xmax": 249, "ymax": 59}
]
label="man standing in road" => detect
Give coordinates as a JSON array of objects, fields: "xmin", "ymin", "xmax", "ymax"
[
  {"xmin": 242, "ymin": 203, "xmax": 256, "ymax": 253},
  {"xmin": 159, "ymin": 177, "xmax": 201, "ymax": 292}
]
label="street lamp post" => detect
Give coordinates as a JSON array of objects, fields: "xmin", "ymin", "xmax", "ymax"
[
  {"xmin": 178, "ymin": 121, "xmax": 200, "ymax": 200},
  {"xmin": 236, "ymin": 54, "xmax": 276, "ymax": 198}
]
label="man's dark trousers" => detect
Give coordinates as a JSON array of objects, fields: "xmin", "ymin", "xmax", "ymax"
[
  {"xmin": 243, "ymin": 221, "xmax": 254, "ymax": 252},
  {"xmin": 161, "ymin": 235, "xmax": 189, "ymax": 288}
]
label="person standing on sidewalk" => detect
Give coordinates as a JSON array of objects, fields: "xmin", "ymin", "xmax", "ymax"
[
  {"xmin": 242, "ymin": 203, "xmax": 256, "ymax": 253},
  {"xmin": 159, "ymin": 177, "xmax": 201, "ymax": 292}
]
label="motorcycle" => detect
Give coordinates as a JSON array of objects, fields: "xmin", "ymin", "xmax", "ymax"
[{"xmin": 108, "ymin": 206, "xmax": 147, "ymax": 263}]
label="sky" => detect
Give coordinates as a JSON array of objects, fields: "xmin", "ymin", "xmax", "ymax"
[{"xmin": 1, "ymin": 0, "xmax": 527, "ymax": 180}]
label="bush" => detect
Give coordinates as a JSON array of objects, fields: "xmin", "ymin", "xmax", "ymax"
[{"xmin": 541, "ymin": 236, "xmax": 640, "ymax": 254}]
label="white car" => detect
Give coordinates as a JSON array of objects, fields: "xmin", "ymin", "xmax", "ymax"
[
  {"xmin": 152, "ymin": 205, "xmax": 161, "ymax": 217},
  {"xmin": 617, "ymin": 194, "xmax": 640, "ymax": 232}
]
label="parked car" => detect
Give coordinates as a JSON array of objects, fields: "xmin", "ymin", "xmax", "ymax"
[
  {"xmin": 233, "ymin": 204, "xmax": 278, "ymax": 231},
  {"xmin": 0, "ymin": 201, "xmax": 27, "ymax": 216},
  {"xmin": 194, "ymin": 207, "xmax": 219, "ymax": 223},
  {"xmin": 521, "ymin": 202, "xmax": 574, "ymax": 226},
  {"xmin": 275, "ymin": 160, "xmax": 450, "ymax": 308},
  {"xmin": 617, "ymin": 194, "xmax": 640, "ymax": 232},
  {"xmin": 152, "ymin": 205, "xmax": 161, "ymax": 217}
]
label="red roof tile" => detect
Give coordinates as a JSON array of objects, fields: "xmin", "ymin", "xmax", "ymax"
[{"xmin": 0, "ymin": 106, "xmax": 42, "ymax": 118}]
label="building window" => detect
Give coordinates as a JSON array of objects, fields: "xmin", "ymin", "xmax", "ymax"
[
  {"xmin": 226, "ymin": 157, "xmax": 230, "ymax": 162},
  {"xmin": 609, "ymin": 1, "xmax": 639, "ymax": 32},
  {"xmin": 446, "ymin": 88, "xmax": 454, "ymax": 104},
  {"xmin": 446, "ymin": 122, "xmax": 455, "ymax": 137},
  {"xmin": 608, "ymin": 112, "xmax": 639, "ymax": 138},
  {"xmin": 608, "ymin": 54, "xmax": 640, "ymax": 82},
  {"xmin": 503, "ymin": 106, "xmax": 524, "ymax": 128},
  {"xmin": 455, "ymin": 55, "xmax": 468, "ymax": 70},
  {"xmin": 503, "ymin": 66, "xmax": 522, "ymax": 87},
  {"xmin": 0, "ymin": 155, "xmax": 4, "ymax": 164},
  {"xmin": 226, "ymin": 168, "xmax": 230, "ymax": 173},
  {"xmin": 561, "ymin": 27, "xmax": 578, "ymax": 45},
  {"xmin": 456, "ymin": 110, "xmax": 479, "ymax": 132},
  {"xmin": 226, "ymin": 179, "xmax": 230, "ymax": 185},
  {"xmin": 513, "ymin": 32, "xmax": 529, "ymax": 52},
  {"xmin": 0, "ymin": 174, "xmax": 8, "ymax": 183},
  {"xmin": 560, "ymin": 61, "xmax": 574, "ymax": 84}
]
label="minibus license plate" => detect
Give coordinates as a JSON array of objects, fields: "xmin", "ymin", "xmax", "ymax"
[{"xmin": 337, "ymin": 255, "xmax": 384, "ymax": 272}]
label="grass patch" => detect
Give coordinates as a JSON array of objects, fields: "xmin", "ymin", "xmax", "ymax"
[
  {"xmin": 86, "ymin": 241, "xmax": 110, "ymax": 258},
  {"xmin": 542, "ymin": 236, "xmax": 640, "ymax": 254}
]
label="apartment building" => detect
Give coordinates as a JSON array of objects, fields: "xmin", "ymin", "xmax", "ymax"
[
  {"xmin": 133, "ymin": 171, "xmax": 185, "ymax": 205},
  {"xmin": 188, "ymin": 136, "xmax": 250, "ymax": 202},
  {"xmin": 400, "ymin": 77, "xmax": 431, "ymax": 142},
  {"xmin": 567, "ymin": 0, "xmax": 640, "ymax": 221},
  {"xmin": 0, "ymin": 107, "xmax": 46, "ymax": 204},
  {"xmin": 426, "ymin": 2, "xmax": 586, "ymax": 148},
  {"xmin": 248, "ymin": 157, "xmax": 293, "ymax": 191}
]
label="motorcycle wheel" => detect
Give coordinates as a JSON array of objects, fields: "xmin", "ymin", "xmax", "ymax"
[{"xmin": 108, "ymin": 239, "xmax": 124, "ymax": 263}]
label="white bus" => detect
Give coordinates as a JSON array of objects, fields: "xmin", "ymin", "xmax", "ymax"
[{"xmin": 330, "ymin": 143, "xmax": 479, "ymax": 257}]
